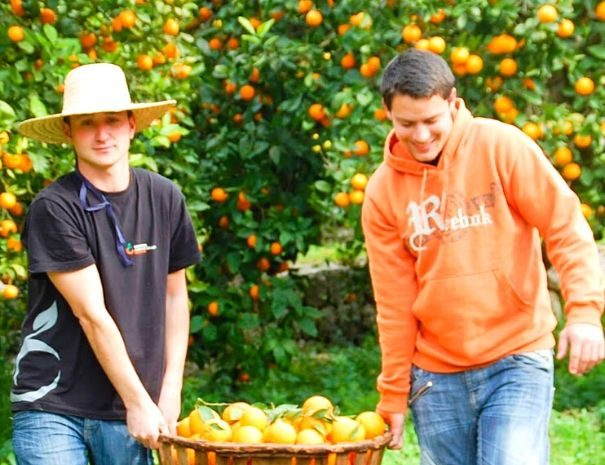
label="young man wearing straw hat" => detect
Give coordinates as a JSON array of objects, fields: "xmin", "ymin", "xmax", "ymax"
[{"xmin": 11, "ymin": 63, "xmax": 201, "ymax": 465}]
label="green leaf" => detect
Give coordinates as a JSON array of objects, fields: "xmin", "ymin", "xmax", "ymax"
[
  {"xmin": 29, "ymin": 94, "xmax": 48, "ymax": 118},
  {"xmin": 298, "ymin": 318, "xmax": 318, "ymax": 337},
  {"xmin": 190, "ymin": 315, "xmax": 204, "ymax": 333},
  {"xmin": 0, "ymin": 101, "xmax": 16, "ymax": 124},
  {"xmin": 43, "ymin": 24, "xmax": 58, "ymax": 43},
  {"xmin": 238, "ymin": 17, "xmax": 257, "ymax": 35},
  {"xmin": 587, "ymin": 45, "xmax": 605, "ymax": 60},
  {"xmin": 17, "ymin": 41, "xmax": 35, "ymax": 54},
  {"xmin": 314, "ymin": 180, "xmax": 331, "ymax": 193},
  {"xmin": 257, "ymin": 19, "xmax": 275, "ymax": 38}
]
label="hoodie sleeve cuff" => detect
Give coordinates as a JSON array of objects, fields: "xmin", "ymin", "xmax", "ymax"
[
  {"xmin": 377, "ymin": 394, "xmax": 409, "ymax": 416},
  {"xmin": 565, "ymin": 302, "xmax": 604, "ymax": 327}
]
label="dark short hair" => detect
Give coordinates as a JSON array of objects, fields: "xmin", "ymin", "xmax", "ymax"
[{"xmin": 381, "ymin": 49, "xmax": 455, "ymax": 109}]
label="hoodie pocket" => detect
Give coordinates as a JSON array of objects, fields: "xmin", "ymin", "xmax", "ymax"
[{"xmin": 411, "ymin": 268, "xmax": 535, "ymax": 357}]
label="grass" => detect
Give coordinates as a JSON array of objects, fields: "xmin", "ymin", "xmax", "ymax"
[{"xmin": 2, "ymin": 336, "xmax": 604, "ymax": 464}]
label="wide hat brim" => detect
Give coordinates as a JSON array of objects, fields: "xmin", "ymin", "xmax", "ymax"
[{"xmin": 17, "ymin": 100, "xmax": 176, "ymax": 144}]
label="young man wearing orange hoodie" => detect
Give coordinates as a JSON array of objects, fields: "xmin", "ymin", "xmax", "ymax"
[{"xmin": 362, "ymin": 49, "xmax": 604, "ymax": 464}]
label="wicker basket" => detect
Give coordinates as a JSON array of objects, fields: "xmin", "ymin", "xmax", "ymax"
[{"xmin": 158, "ymin": 432, "xmax": 393, "ymax": 465}]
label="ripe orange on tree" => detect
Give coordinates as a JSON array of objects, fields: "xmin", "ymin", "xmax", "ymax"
[
  {"xmin": 537, "ymin": 4, "xmax": 558, "ymax": 23},
  {"xmin": 597, "ymin": 1, "xmax": 605, "ymax": 20},
  {"xmin": 163, "ymin": 42, "xmax": 179, "ymax": 59},
  {"xmin": 402, "ymin": 23, "xmax": 422, "ymax": 44},
  {"xmin": 308, "ymin": 103, "xmax": 326, "ymax": 121},
  {"xmin": 137, "ymin": 54, "xmax": 153, "ymax": 71},
  {"xmin": 8, "ymin": 25, "xmax": 25, "ymax": 43},
  {"xmin": 340, "ymin": 53, "xmax": 356, "ymax": 69},
  {"xmin": 336, "ymin": 103, "xmax": 352, "ymax": 119},
  {"xmin": 163, "ymin": 18, "xmax": 180, "ymax": 36},
  {"xmin": 0, "ymin": 192, "xmax": 17, "ymax": 210},
  {"xmin": 562, "ymin": 162, "xmax": 581, "ymax": 181},
  {"xmin": 414, "ymin": 38, "xmax": 430, "ymax": 51},
  {"xmin": 493, "ymin": 95, "xmax": 514, "ymax": 114},
  {"xmin": 430, "ymin": 9, "xmax": 447, "ymax": 24},
  {"xmin": 574, "ymin": 77, "xmax": 594, "ymax": 96},
  {"xmin": 428, "ymin": 36, "xmax": 446, "ymax": 54},
  {"xmin": 2, "ymin": 284, "xmax": 19, "ymax": 300},
  {"xmin": 249, "ymin": 284, "xmax": 260, "ymax": 300},
  {"xmin": 270, "ymin": 242, "xmax": 283, "ymax": 255},
  {"xmin": 246, "ymin": 234, "xmax": 257, "ymax": 249},
  {"xmin": 207, "ymin": 301, "xmax": 219, "ymax": 316},
  {"xmin": 557, "ymin": 19, "xmax": 574, "ymax": 38},
  {"xmin": 211, "ymin": 187, "xmax": 228, "ymax": 203},
  {"xmin": 580, "ymin": 203, "xmax": 593, "ymax": 219},
  {"xmin": 40, "ymin": 8, "xmax": 57, "ymax": 25},
  {"xmin": 118, "ymin": 9, "xmax": 137, "ymax": 29},
  {"xmin": 0, "ymin": 219, "xmax": 17, "ymax": 238},
  {"xmin": 6, "ymin": 237, "xmax": 22, "ymax": 253},
  {"xmin": 256, "ymin": 257, "xmax": 271, "ymax": 272},
  {"xmin": 522, "ymin": 122, "xmax": 542, "ymax": 140},
  {"xmin": 553, "ymin": 146, "xmax": 573, "ymax": 166},
  {"xmin": 10, "ymin": 0, "xmax": 25, "ymax": 16},
  {"xmin": 209, "ymin": 37, "xmax": 222, "ymax": 50},
  {"xmin": 499, "ymin": 58, "xmax": 518, "ymax": 77},
  {"xmin": 465, "ymin": 55, "xmax": 484, "ymax": 74},
  {"xmin": 349, "ymin": 190, "xmax": 364, "ymax": 205},
  {"xmin": 351, "ymin": 173, "xmax": 368, "ymax": 191},
  {"xmin": 199, "ymin": 6, "xmax": 213, "ymax": 22},
  {"xmin": 450, "ymin": 47, "xmax": 470, "ymax": 65},
  {"xmin": 334, "ymin": 192, "xmax": 350, "ymax": 208},
  {"xmin": 374, "ymin": 107, "xmax": 388, "ymax": 121},
  {"xmin": 80, "ymin": 32, "xmax": 97, "ymax": 49},
  {"xmin": 353, "ymin": 140, "xmax": 370, "ymax": 156},
  {"xmin": 573, "ymin": 133, "xmax": 592, "ymax": 149},
  {"xmin": 239, "ymin": 85, "xmax": 256, "ymax": 101},
  {"xmin": 306, "ymin": 9, "xmax": 323, "ymax": 27},
  {"xmin": 226, "ymin": 37, "xmax": 239, "ymax": 50}
]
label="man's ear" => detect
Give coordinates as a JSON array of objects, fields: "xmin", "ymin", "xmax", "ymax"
[
  {"xmin": 447, "ymin": 87, "xmax": 457, "ymax": 104},
  {"xmin": 128, "ymin": 114, "xmax": 136, "ymax": 139},
  {"xmin": 63, "ymin": 120, "xmax": 72, "ymax": 140},
  {"xmin": 382, "ymin": 98, "xmax": 391, "ymax": 120}
]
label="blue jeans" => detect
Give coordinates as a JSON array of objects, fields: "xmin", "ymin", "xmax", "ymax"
[
  {"xmin": 410, "ymin": 350, "xmax": 554, "ymax": 465},
  {"xmin": 12, "ymin": 410, "xmax": 153, "ymax": 465}
]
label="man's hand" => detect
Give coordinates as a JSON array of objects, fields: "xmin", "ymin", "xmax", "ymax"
[
  {"xmin": 378, "ymin": 410, "xmax": 405, "ymax": 449},
  {"xmin": 127, "ymin": 398, "xmax": 170, "ymax": 450},
  {"xmin": 556, "ymin": 323, "xmax": 605, "ymax": 375},
  {"xmin": 158, "ymin": 381, "xmax": 182, "ymax": 435}
]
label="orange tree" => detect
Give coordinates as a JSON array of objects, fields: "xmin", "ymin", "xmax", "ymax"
[{"xmin": 1, "ymin": 0, "xmax": 604, "ymax": 385}]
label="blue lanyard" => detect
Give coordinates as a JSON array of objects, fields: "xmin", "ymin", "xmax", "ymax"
[{"xmin": 76, "ymin": 172, "xmax": 134, "ymax": 267}]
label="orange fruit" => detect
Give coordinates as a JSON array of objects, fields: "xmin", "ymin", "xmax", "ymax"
[
  {"xmin": 296, "ymin": 429, "xmax": 325, "ymax": 445},
  {"xmin": 298, "ymin": 0, "xmax": 313, "ymax": 14},
  {"xmin": 239, "ymin": 84, "xmax": 256, "ymax": 101},
  {"xmin": 329, "ymin": 417, "xmax": 365, "ymax": 443},
  {"xmin": 0, "ymin": 192, "xmax": 17, "ymax": 210},
  {"xmin": 246, "ymin": 234, "xmax": 257, "ymax": 249},
  {"xmin": 207, "ymin": 301, "xmax": 219, "ymax": 316},
  {"xmin": 374, "ymin": 108, "xmax": 388, "ymax": 121},
  {"xmin": 428, "ymin": 36, "xmax": 446, "ymax": 54},
  {"xmin": 6, "ymin": 237, "xmax": 22, "ymax": 252},
  {"xmin": 498, "ymin": 58, "xmax": 517, "ymax": 76},
  {"xmin": 8, "ymin": 25, "xmax": 25, "ymax": 42},
  {"xmin": 430, "ymin": 9, "xmax": 447, "ymax": 24},
  {"xmin": 557, "ymin": 19, "xmax": 574, "ymax": 38},
  {"xmin": 10, "ymin": 0, "xmax": 25, "ymax": 16},
  {"xmin": 338, "ymin": 23, "xmax": 351, "ymax": 35},
  {"xmin": 573, "ymin": 133, "xmax": 592, "ymax": 149},
  {"xmin": 465, "ymin": 54, "xmax": 484, "ymax": 74},
  {"xmin": 308, "ymin": 103, "xmax": 326, "ymax": 121},
  {"xmin": 222, "ymin": 402, "xmax": 250, "ymax": 423},
  {"xmin": 167, "ymin": 132, "xmax": 182, "ymax": 143},
  {"xmin": 210, "ymin": 187, "xmax": 228, "ymax": 202},
  {"xmin": 270, "ymin": 242, "xmax": 282, "ymax": 255},
  {"xmin": 80, "ymin": 32, "xmax": 97, "ymax": 49},
  {"xmin": 349, "ymin": 190, "xmax": 364, "ymax": 205},
  {"xmin": 335, "ymin": 192, "xmax": 350, "ymax": 207},
  {"xmin": 580, "ymin": 203, "xmax": 593, "ymax": 219},
  {"xmin": 263, "ymin": 419, "xmax": 297, "ymax": 444},
  {"xmin": 163, "ymin": 42, "xmax": 179, "ymax": 59},
  {"xmin": 302, "ymin": 395, "xmax": 334, "ymax": 417},
  {"xmin": 218, "ymin": 215, "xmax": 229, "ymax": 229},
  {"xmin": 171, "ymin": 63, "xmax": 192, "ymax": 80},
  {"xmin": 349, "ymin": 12, "xmax": 367, "ymax": 27},
  {"xmin": 249, "ymin": 67, "xmax": 260, "ymax": 83},
  {"xmin": 402, "ymin": 23, "xmax": 422, "ymax": 44},
  {"xmin": 340, "ymin": 53, "xmax": 356, "ymax": 69},
  {"xmin": 414, "ymin": 38, "xmax": 430, "ymax": 51},
  {"xmin": 256, "ymin": 257, "xmax": 270, "ymax": 272},
  {"xmin": 203, "ymin": 418, "xmax": 232, "ymax": 442},
  {"xmin": 562, "ymin": 162, "xmax": 581, "ymax": 181},
  {"xmin": 163, "ymin": 18, "xmax": 180, "ymax": 36},
  {"xmin": 306, "ymin": 9, "xmax": 323, "ymax": 27},
  {"xmin": 336, "ymin": 103, "xmax": 352, "ymax": 119},
  {"xmin": 355, "ymin": 412, "xmax": 386, "ymax": 439},
  {"xmin": 486, "ymin": 34, "xmax": 517, "ymax": 54},
  {"xmin": 485, "ymin": 76, "xmax": 503, "ymax": 92},
  {"xmin": 522, "ymin": 122, "xmax": 542, "ymax": 140},
  {"xmin": 239, "ymin": 406, "xmax": 268, "ymax": 431},
  {"xmin": 359, "ymin": 63, "xmax": 377, "ymax": 78},
  {"xmin": 0, "ymin": 219, "xmax": 17, "ymax": 238},
  {"xmin": 177, "ymin": 417, "xmax": 193, "ymax": 437},
  {"xmin": 553, "ymin": 147, "xmax": 573, "ymax": 166},
  {"xmin": 450, "ymin": 47, "xmax": 469, "ymax": 65},
  {"xmin": 2, "ymin": 284, "xmax": 19, "ymax": 300},
  {"xmin": 137, "ymin": 54, "xmax": 153, "ymax": 71},
  {"xmin": 232, "ymin": 425, "xmax": 263, "ymax": 444},
  {"xmin": 493, "ymin": 95, "xmax": 514, "ymax": 114},
  {"xmin": 537, "ymin": 4, "xmax": 558, "ymax": 23},
  {"xmin": 574, "ymin": 77, "xmax": 594, "ymax": 96},
  {"xmin": 597, "ymin": 2, "xmax": 605, "ymax": 21},
  {"xmin": 249, "ymin": 284, "xmax": 260, "ymax": 300},
  {"xmin": 118, "ymin": 10, "xmax": 137, "ymax": 28},
  {"xmin": 209, "ymin": 37, "xmax": 222, "ymax": 50},
  {"xmin": 40, "ymin": 8, "xmax": 57, "ymax": 25},
  {"xmin": 353, "ymin": 140, "xmax": 369, "ymax": 156},
  {"xmin": 199, "ymin": 6, "xmax": 213, "ymax": 21},
  {"xmin": 351, "ymin": 174, "xmax": 368, "ymax": 191}
]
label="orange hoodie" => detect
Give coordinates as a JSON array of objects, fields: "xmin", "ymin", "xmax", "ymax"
[{"xmin": 362, "ymin": 98, "xmax": 604, "ymax": 415}]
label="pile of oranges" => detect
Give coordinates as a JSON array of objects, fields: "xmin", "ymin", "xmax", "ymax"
[{"xmin": 174, "ymin": 395, "xmax": 387, "ymax": 446}]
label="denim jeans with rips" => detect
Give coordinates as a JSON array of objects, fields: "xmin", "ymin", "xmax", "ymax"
[
  {"xmin": 12, "ymin": 410, "xmax": 153, "ymax": 465},
  {"xmin": 410, "ymin": 349, "xmax": 555, "ymax": 465}
]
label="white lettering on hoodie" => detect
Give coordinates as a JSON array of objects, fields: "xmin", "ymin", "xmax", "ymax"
[{"xmin": 407, "ymin": 194, "xmax": 493, "ymax": 251}]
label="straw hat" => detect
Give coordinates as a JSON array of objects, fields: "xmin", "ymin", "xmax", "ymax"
[{"xmin": 17, "ymin": 63, "xmax": 176, "ymax": 144}]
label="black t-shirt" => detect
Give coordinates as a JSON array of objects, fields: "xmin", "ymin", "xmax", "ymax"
[{"xmin": 11, "ymin": 168, "xmax": 200, "ymax": 420}]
